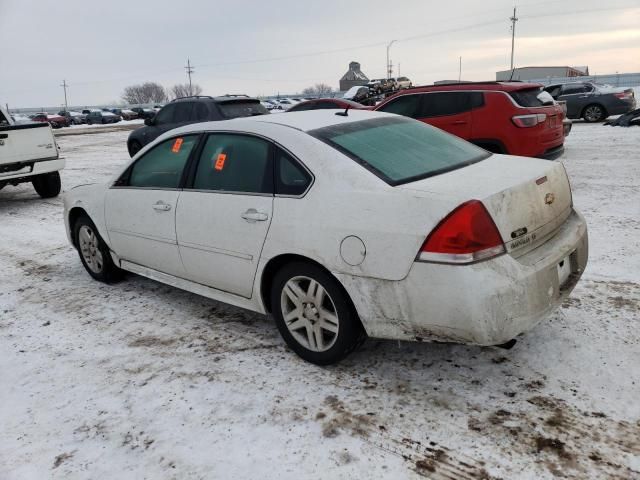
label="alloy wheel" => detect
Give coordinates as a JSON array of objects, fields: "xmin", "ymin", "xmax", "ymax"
[
  {"xmin": 280, "ymin": 276, "xmax": 339, "ymax": 352},
  {"xmin": 78, "ymin": 225, "xmax": 104, "ymax": 274}
]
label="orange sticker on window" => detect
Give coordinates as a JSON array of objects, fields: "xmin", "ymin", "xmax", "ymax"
[
  {"xmin": 214, "ymin": 153, "xmax": 227, "ymax": 171},
  {"xmin": 171, "ymin": 138, "xmax": 183, "ymax": 153}
]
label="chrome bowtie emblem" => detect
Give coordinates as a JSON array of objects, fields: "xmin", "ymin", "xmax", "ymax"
[{"xmin": 545, "ymin": 193, "xmax": 555, "ymax": 205}]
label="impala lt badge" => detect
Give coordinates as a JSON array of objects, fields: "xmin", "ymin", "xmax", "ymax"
[{"xmin": 545, "ymin": 193, "xmax": 555, "ymax": 205}]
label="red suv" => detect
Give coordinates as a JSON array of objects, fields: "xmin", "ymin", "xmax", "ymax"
[{"xmin": 374, "ymin": 82, "xmax": 565, "ymax": 159}]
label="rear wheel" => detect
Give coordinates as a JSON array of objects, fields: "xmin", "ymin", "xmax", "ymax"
[
  {"xmin": 583, "ymin": 104, "xmax": 606, "ymax": 122},
  {"xmin": 73, "ymin": 214, "xmax": 122, "ymax": 283},
  {"xmin": 32, "ymin": 171, "xmax": 61, "ymax": 198},
  {"xmin": 271, "ymin": 262, "xmax": 365, "ymax": 365}
]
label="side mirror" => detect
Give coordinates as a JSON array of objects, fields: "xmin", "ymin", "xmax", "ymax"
[{"xmin": 144, "ymin": 118, "xmax": 153, "ymax": 126}]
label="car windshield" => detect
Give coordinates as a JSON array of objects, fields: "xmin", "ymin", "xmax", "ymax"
[
  {"xmin": 218, "ymin": 101, "xmax": 268, "ymax": 118},
  {"xmin": 309, "ymin": 116, "xmax": 489, "ymax": 186}
]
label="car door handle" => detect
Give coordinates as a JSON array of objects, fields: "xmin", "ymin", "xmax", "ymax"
[
  {"xmin": 152, "ymin": 201, "xmax": 171, "ymax": 211},
  {"xmin": 452, "ymin": 120, "xmax": 468, "ymax": 125},
  {"xmin": 241, "ymin": 209, "xmax": 268, "ymax": 222}
]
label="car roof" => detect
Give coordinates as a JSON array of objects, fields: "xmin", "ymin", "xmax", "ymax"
[
  {"xmin": 169, "ymin": 110, "xmax": 396, "ymax": 137},
  {"xmin": 402, "ymin": 81, "xmax": 542, "ymax": 93},
  {"xmin": 170, "ymin": 95, "xmax": 260, "ymax": 104}
]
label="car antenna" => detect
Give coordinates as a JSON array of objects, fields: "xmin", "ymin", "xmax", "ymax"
[{"xmin": 335, "ymin": 105, "xmax": 350, "ymax": 117}]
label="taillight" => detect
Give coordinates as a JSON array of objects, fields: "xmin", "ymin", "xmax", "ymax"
[
  {"xmin": 614, "ymin": 92, "xmax": 632, "ymax": 100},
  {"xmin": 512, "ymin": 113, "xmax": 546, "ymax": 127},
  {"xmin": 417, "ymin": 200, "xmax": 505, "ymax": 264}
]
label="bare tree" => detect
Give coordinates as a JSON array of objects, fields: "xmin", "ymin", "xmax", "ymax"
[
  {"xmin": 121, "ymin": 82, "xmax": 168, "ymax": 104},
  {"xmin": 169, "ymin": 83, "xmax": 203, "ymax": 99},
  {"xmin": 301, "ymin": 83, "xmax": 334, "ymax": 97}
]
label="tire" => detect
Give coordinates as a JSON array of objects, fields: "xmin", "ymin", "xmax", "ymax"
[
  {"xmin": 73, "ymin": 214, "xmax": 122, "ymax": 283},
  {"xmin": 271, "ymin": 262, "xmax": 366, "ymax": 365},
  {"xmin": 32, "ymin": 171, "xmax": 61, "ymax": 198},
  {"xmin": 582, "ymin": 104, "xmax": 607, "ymax": 122},
  {"xmin": 128, "ymin": 140, "xmax": 142, "ymax": 157}
]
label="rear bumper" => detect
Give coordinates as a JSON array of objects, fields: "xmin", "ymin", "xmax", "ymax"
[
  {"xmin": 0, "ymin": 157, "xmax": 65, "ymax": 183},
  {"xmin": 337, "ymin": 209, "xmax": 588, "ymax": 345},
  {"xmin": 537, "ymin": 144, "xmax": 565, "ymax": 160}
]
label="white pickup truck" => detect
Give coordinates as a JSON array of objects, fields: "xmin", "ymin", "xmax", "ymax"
[{"xmin": 0, "ymin": 104, "xmax": 65, "ymax": 198}]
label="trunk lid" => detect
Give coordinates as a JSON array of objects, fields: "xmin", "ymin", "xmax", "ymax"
[{"xmin": 398, "ymin": 154, "xmax": 572, "ymax": 257}]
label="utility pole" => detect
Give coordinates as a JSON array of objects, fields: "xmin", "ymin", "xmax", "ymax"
[
  {"xmin": 509, "ymin": 6, "xmax": 518, "ymax": 72},
  {"xmin": 398, "ymin": 63, "xmax": 401, "ymax": 77},
  {"xmin": 185, "ymin": 58, "xmax": 194, "ymax": 95},
  {"xmin": 60, "ymin": 79, "xmax": 69, "ymax": 111},
  {"xmin": 458, "ymin": 56, "xmax": 462, "ymax": 82},
  {"xmin": 386, "ymin": 40, "xmax": 396, "ymax": 79}
]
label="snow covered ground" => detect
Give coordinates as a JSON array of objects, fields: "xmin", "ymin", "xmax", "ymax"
[{"xmin": 0, "ymin": 123, "xmax": 639, "ymax": 479}]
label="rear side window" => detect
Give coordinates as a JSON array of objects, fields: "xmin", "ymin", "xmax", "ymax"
[
  {"xmin": 377, "ymin": 94, "xmax": 421, "ymax": 117},
  {"xmin": 193, "ymin": 103, "xmax": 209, "ymax": 121},
  {"xmin": 126, "ymin": 135, "xmax": 198, "ymax": 189},
  {"xmin": 310, "ymin": 116, "xmax": 489, "ymax": 186},
  {"xmin": 218, "ymin": 101, "xmax": 268, "ymax": 118},
  {"xmin": 276, "ymin": 149, "xmax": 312, "ymax": 195},
  {"xmin": 192, "ymin": 134, "xmax": 273, "ymax": 194},
  {"xmin": 561, "ymin": 84, "xmax": 587, "ymax": 95},
  {"xmin": 418, "ymin": 92, "xmax": 472, "ymax": 117},
  {"xmin": 509, "ymin": 88, "xmax": 545, "ymax": 107}
]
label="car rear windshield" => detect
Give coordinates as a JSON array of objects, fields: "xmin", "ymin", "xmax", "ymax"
[
  {"xmin": 218, "ymin": 101, "xmax": 268, "ymax": 119},
  {"xmin": 509, "ymin": 87, "xmax": 546, "ymax": 107},
  {"xmin": 309, "ymin": 116, "xmax": 489, "ymax": 186}
]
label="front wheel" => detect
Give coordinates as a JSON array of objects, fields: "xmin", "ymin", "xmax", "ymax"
[
  {"xmin": 73, "ymin": 215, "xmax": 122, "ymax": 283},
  {"xmin": 583, "ymin": 104, "xmax": 606, "ymax": 122},
  {"xmin": 32, "ymin": 171, "xmax": 61, "ymax": 198},
  {"xmin": 271, "ymin": 262, "xmax": 365, "ymax": 365}
]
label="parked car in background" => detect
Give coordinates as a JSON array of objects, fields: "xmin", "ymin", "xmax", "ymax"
[
  {"xmin": 131, "ymin": 107, "xmax": 156, "ymax": 119},
  {"xmin": 64, "ymin": 110, "xmax": 587, "ymax": 365},
  {"xmin": 0, "ymin": 104, "xmax": 64, "ymax": 198},
  {"xmin": 32, "ymin": 113, "xmax": 69, "ymax": 128},
  {"xmin": 543, "ymin": 82, "xmax": 636, "ymax": 122},
  {"xmin": 342, "ymin": 86, "xmax": 370, "ymax": 103},
  {"xmin": 86, "ymin": 110, "xmax": 121, "ymax": 125},
  {"xmin": 274, "ymin": 98, "xmax": 299, "ymax": 110},
  {"xmin": 287, "ymin": 98, "xmax": 365, "ymax": 112},
  {"xmin": 394, "ymin": 76, "xmax": 412, "ymax": 89},
  {"xmin": 58, "ymin": 110, "xmax": 87, "ymax": 125},
  {"xmin": 260, "ymin": 100, "xmax": 280, "ymax": 111},
  {"xmin": 111, "ymin": 108, "xmax": 138, "ymax": 120},
  {"xmin": 367, "ymin": 78, "xmax": 396, "ymax": 94},
  {"xmin": 126, "ymin": 95, "xmax": 268, "ymax": 156},
  {"xmin": 374, "ymin": 81, "xmax": 566, "ymax": 159}
]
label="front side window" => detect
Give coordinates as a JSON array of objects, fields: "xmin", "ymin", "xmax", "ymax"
[
  {"xmin": 125, "ymin": 135, "xmax": 198, "ymax": 189},
  {"xmin": 173, "ymin": 102, "xmax": 194, "ymax": 123},
  {"xmin": 192, "ymin": 134, "xmax": 273, "ymax": 194},
  {"xmin": 377, "ymin": 94, "xmax": 421, "ymax": 118},
  {"xmin": 154, "ymin": 104, "xmax": 176, "ymax": 125},
  {"xmin": 310, "ymin": 116, "xmax": 489, "ymax": 186},
  {"xmin": 276, "ymin": 149, "xmax": 311, "ymax": 195},
  {"xmin": 418, "ymin": 92, "xmax": 471, "ymax": 117}
]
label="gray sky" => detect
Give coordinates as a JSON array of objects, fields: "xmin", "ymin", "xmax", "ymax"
[{"xmin": 1, "ymin": 0, "xmax": 638, "ymax": 108}]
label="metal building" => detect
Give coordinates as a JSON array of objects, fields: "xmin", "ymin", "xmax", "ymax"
[
  {"xmin": 339, "ymin": 61, "xmax": 369, "ymax": 91},
  {"xmin": 496, "ymin": 66, "xmax": 589, "ymax": 81}
]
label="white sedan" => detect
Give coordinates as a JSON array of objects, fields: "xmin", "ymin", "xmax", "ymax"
[{"xmin": 63, "ymin": 110, "xmax": 588, "ymax": 364}]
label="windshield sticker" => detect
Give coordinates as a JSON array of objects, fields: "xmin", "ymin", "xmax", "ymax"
[
  {"xmin": 171, "ymin": 138, "xmax": 184, "ymax": 153},
  {"xmin": 215, "ymin": 153, "xmax": 227, "ymax": 171}
]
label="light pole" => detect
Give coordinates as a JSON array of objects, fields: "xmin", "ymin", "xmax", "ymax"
[{"xmin": 386, "ymin": 40, "xmax": 396, "ymax": 79}]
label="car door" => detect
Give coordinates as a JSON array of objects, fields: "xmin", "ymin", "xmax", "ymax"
[
  {"xmin": 415, "ymin": 92, "xmax": 473, "ymax": 139},
  {"xmin": 557, "ymin": 84, "xmax": 587, "ymax": 118},
  {"xmin": 176, "ymin": 133, "xmax": 274, "ymax": 298},
  {"xmin": 105, "ymin": 134, "xmax": 199, "ymax": 276}
]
